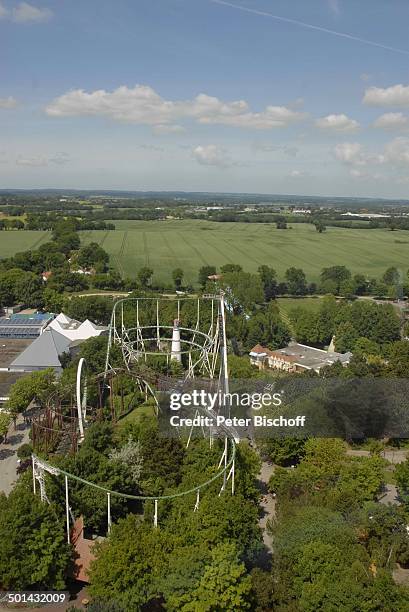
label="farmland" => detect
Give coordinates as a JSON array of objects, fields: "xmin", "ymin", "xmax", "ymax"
[
  {"xmin": 1, "ymin": 220, "xmax": 409, "ymax": 284},
  {"xmin": 0, "ymin": 230, "xmax": 49, "ymax": 258},
  {"xmin": 80, "ymin": 220, "xmax": 409, "ymax": 284}
]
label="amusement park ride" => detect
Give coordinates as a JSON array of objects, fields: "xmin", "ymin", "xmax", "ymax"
[{"xmin": 31, "ymin": 293, "xmax": 238, "ymax": 542}]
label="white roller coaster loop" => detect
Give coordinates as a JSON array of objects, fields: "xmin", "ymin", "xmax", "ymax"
[
  {"xmin": 32, "ymin": 292, "xmax": 239, "ymax": 539},
  {"xmin": 76, "ymin": 357, "xmax": 87, "ymax": 442},
  {"xmin": 104, "ymin": 295, "xmax": 223, "ymax": 381}
]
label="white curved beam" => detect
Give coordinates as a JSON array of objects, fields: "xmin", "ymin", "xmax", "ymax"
[{"xmin": 76, "ymin": 357, "xmax": 86, "ymax": 442}]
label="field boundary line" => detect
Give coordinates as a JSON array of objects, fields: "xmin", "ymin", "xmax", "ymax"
[
  {"xmin": 177, "ymin": 232, "xmax": 209, "ymax": 266},
  {"xmin": 161, "ymin": 232, "xmax": 184, "ymax": 269},
  {"xmin": 30, "ymin": 231, "xmax": 49, "ymax": 250},
  {"xmin": 119, "ymin": 231, "xmax": 128, "ymax": 257},
  {"xmin": 222, "ymin": 237, "xmax": 266, "ymax": 268},
  {"xmin": 201, "ymin": 234, "xmax": 236, "ymax": 264},
  {"xmin": 239, "ymin": 239, "xmax": 291, "ymax": 273},
  {"xmin": 113, "ymin": 254, "xmax": 125, "ymax": 277},
  {"xmin": 278, "ymin": 305, "xmax": 296, "ymax": 338},
  {"xmin": 100, "ymin": 230, "xmax": 109, "ymax": 247}
]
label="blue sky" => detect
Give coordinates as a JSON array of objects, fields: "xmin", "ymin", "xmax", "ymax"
[{"xmin": 2, "ymin": 0, "xmax": 409, "ymax": 196}]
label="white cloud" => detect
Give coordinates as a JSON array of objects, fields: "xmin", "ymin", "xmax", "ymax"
[
  {"xmin": 192, "ymin": 145, "xmax": 231, "ymax": 167},
  {"xmin": 334, "ymin": 142, "xmax": 367, "ymax": 165},
  {"xmin": 315, "ymin": 113, "xmax": 359, "ymax": 132},
  {"xmin": 289, "ymin": 169, "xmax": 305, "ymax": 177},
  {"xmin": 12, "ymin": 2, "xmax": 52, "ymax": 23},
  {"xmin": 349, "ymin": 168, "xmax": 366, "ymax": 178},
  {"xmin": 253, "ymin": 143, "xmax": 299, "ymax": 156},
  {"xmin": 383, "ymin": 137, "xmax": 409, "ymax": 166},
  {"xmin": 349, "ymin": 168, "xmax": 383, "ymax": 180},
  {"xmin": 49, "ymin": 152, "xmax": 71, "ymax": 165},
  {"xmin": 152, "ymin": 124, "xmax": 185, "ymax": 135},
  {"xmin": 373, "ymin": 112, "xmax": 409, "ymax": 130},
  {"xmin": 45, "ymin": 84, "xmax": 306, "ymax": 131},
  {"xmin": 334, "ymin": 137, "xmax": 409, "ymax": 181},
  {"xmin": 136, "ymin": 144, "xmax": 165, "ymax": 152},
  {"xmin": 16, "ymin": 155, "xmax": 47, "ymax": 167},
  {"xmin": 363, "ymin": 84, "xmax": 409, "ymax": 107},
  {"xmin": 15, "ymin": 151, "xmax": 71, "ymax": 167},
  {"xmin": 0, "ymin": 96, "xmax": 18, "ymax": 109},
  {"xmin": 289, "ymin": 97, "xmax": 304, "ymax": 109}
]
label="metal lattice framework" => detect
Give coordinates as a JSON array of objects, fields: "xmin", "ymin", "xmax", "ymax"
[
  {"xmin": 105, "ymin": 295, "xmax": 225, "ymax": 381},
  {"xmin": 32, "ymin": 292, "xmax": 238, "ymax": 538}
]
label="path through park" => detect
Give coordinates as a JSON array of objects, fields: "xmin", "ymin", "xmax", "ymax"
[
  {"xmin": 257, "ymin": 460, "xmax": 276, "ymax": 566},
  {"xmin": 0, "ymin": 413, "xmax": 30, "ymax": 495}
]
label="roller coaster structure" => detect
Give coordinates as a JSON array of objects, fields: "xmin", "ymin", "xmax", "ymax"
[{"xmin": 32, "ymin": 293, "xmax": 238, "ymax": 540}]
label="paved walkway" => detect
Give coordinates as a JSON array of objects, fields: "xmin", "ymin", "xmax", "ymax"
[
  {"xmin": 256, "ymin": 460, "xmax": 276, "ymax": 567},
  {"xmin": 381, "ymin": 450, "xmax": 408, "ymax": 464},
  {"xmin": 70, "ymin": 291, "xmax": 130, "ymax": 299},
  {"xmin": 393, "ymin": 564, "xmax": 409, "ymax": 586},
  {"xmin": 0, "ymin": 413, "xmax": 30, "ymax": 495},
  {"xmin": 378, "ymin": 484, "xmax": 400, "ymax": 506},
  {"xmin": 346, "ymin": 449, "xmax": 408, "ymax": 464}
]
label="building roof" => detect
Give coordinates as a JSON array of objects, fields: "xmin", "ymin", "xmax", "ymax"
[
  {"xmin": 48, "ymin": 312, "xmax": 107, "ymax": 341},
  {"xmin": 250, "ymin": 342, "xmax": 352, "ymax": 372},
  {"xmin": 0, "ymin": 313, "xmax": 53, "ymax": 339},
  {"xmin": 249, "ymin": 344, "xmax": 273, "ymax": 357},
  {"xmin": 10, "ymin": 328, "xmax": 71, "ymax": 369},
  {"xmin": 10, "ymin": 313, "xmax": 52, "ymax": 321}
]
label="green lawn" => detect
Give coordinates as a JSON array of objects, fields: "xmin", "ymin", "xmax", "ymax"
[
  {"xmin": 1, "ymin": 221, "xmax": 409, "ymax": 285},
  {"xmin": 277, "ymin": 297, "xmax": 323, "ymax": 315},
  {"xmin": 117, "ymin": 404, "xmax": 156, "ymax": 429}
]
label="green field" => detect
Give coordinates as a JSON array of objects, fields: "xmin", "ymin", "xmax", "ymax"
[
  {"xmin": 80, "ymin": 220, "xmax": 409, "ymax": 284},
  {"xmin": 0, "ymin": 230, "xmax": 49, "ymax": 258},
  {"xmin": 1, "ymin": 221, "xmax": 409, "ymax": 285},
  {"xmin": 277, "ymin": 297, "xmax": 323, "ymax": 334},
  {"xmin": 277, "ymin": 297, "xmax": 323, "ymax": 316}
]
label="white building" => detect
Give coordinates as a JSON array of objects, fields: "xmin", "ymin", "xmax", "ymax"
[
  {"xmin": 8, "ymin": 313, "xmax": 108, "ymax": 374},
  {"xmin": 48, "ymin": 313, "xmax": 107, "ymax": 342}
]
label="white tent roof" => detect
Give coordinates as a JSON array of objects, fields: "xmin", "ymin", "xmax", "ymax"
[
  {"xmin": 54, "ymin": 312, "xmax": 72, "ymax": 325},
  {"xmin": 47, "ymin": 312, "xmax": 107, "ymax": 341}
]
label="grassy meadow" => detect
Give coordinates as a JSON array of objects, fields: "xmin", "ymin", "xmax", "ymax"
[
  {"xmin": 80, "ymin": 220, "xmax": 409, "ymax": 284},
  {"xmin": 0, "ymin": 230, "xmax": 49, "ymax": 258},
  {"xmin": 1, "ymin": 220, "xmax": 409, "ymax": 285}
]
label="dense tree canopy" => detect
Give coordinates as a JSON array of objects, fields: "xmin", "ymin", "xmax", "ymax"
[{"xmin": 0, "ymin": 485, "xmax": 71, "ymax": 590}]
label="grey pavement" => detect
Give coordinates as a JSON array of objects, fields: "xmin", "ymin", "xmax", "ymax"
[
  {"xmin": 257, "ymin": 460, "xmax": 276, "ymax": 565},
  {"xmin": 346, "ymin": 448, "xmax": 408, "ymax": 464},
  {"xmin": 378, "ymin": 483, "xmax": 400, "ymax": 506},
  {"xmin": 0, "ymin": 413, "xmax": 30, "ymax": 495},
  {"xmin": 381, "ymin": 449, "xmax": 409, "ymax": 464}
]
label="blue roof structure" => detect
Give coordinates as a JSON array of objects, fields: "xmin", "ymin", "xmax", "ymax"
[
  {"xmin": 10, "ymin": 313, "xmax": 52, "ymax": 321},
  {"xmin": 0, "ymin": 313, "xmax": 54, "ymax": 339}
]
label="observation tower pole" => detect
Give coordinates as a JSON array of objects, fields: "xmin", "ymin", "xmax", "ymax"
[{"xmin": 219, "ymin": 292, "xmax": 230, "ymax": 490}]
